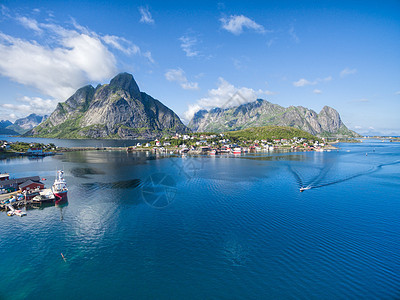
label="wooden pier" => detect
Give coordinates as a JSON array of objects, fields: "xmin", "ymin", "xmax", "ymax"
[{"xmin": 0, "ymin": 190, "xmax": 56, "ymax": 212}]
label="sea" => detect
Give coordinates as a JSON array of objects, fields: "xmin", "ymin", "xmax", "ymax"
[{"xmin": 0, "ymin": 137, "xmax": 399, "ymax": 299}]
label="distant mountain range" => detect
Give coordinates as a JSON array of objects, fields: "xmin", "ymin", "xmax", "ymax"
[
  {"xmin": 0, "ymin": 114, "xmax": 47, "ymax": 135},
  {"xmin": 27, "ymin": 73, "xmax": 189, "ymax": 139},
  {"xmin": 188, "ymin": 99, "xmax": 360, "ymax": 137},
  {"xmin": 21, "ymin": 72, "xmax": 359, "ymax": 140}
]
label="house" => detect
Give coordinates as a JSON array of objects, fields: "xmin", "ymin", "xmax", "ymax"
[
  {"xmin": 19, "ymin": 180, "xmax": 44, "ymax": 192},
  {"xmin": 200, "ymin": 146, "xmax": 210, "ymax": 153},
  {"xmin": 1, "ymin": 142, "xmax": 10, "ymax": 150},
  {"xmin": 26, "ymin": 147, "xmax": 43, "ymax": 155},
  {"xmin": 0, "ymin": 176, "xmax": 43, "ymax": 193}
]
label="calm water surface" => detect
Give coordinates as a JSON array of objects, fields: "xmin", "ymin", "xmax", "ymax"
[{"xmin": 0, "ymin": 140, "xmax": 399, "ymax": 299}]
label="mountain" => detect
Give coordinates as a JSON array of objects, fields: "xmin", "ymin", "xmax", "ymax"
[
  {"xmin": 188, "ymin": 99, "xmax": 360, "ymax": 137},
  {"xmin": 0, "ymin": 120, "xmax": 18, "ymax": 135},
  {"xmin": 6, "ymin": 114, "xmax": 47, "ymax": 134},
  {"xmin": 28, "ymin": 73, "xmax": 190, "ymax": 139},
  {"xmin": 0, "ymin": 120, "xmax": 12, "ymax": 128}
]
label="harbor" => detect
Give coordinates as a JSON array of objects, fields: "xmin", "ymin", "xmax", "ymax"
[{"xmin": 0, "ymin": 170, "xmax": 68, "ymax": 216}]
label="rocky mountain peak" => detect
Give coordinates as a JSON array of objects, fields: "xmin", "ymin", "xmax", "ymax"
[
  {"xmin": 65, "ymin": 85, "xmax": 95, "ymax": 110},
  {"xmin": 109, "ymin": 72, "xmax": 141, "ymax": 99},
  {"xmin": 188, "ymin": 99, "xmax": 359, "ymax": 137},
  {"xmin": 28, "ymin": 72, "xmax": 190, "ymax": 139}
]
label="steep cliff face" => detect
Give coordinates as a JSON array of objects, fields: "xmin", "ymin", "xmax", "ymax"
[
  {"xmin": 188, "ymin": 99, "xmax": 359, "ymax": 137},
  {"xmin": 29, "ymin": 73, "xmax": 189, "ymax": 139}
]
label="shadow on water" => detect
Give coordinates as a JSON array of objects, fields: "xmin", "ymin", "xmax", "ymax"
[
  {"xmin": 70, "ymin": 167, "xmax": 106, "ymax": 178},
  {"xmin": 240, "ymin": 154, "xmax": 307, "ymax": 162},
  {"xmin": 81, "ymin": 179, "xmax": 142, "ymax": 191}
]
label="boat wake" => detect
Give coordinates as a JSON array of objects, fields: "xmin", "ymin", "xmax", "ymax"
[{"xmin": 288, "ymin": 160, "xmax": 400, "ymax": 192}]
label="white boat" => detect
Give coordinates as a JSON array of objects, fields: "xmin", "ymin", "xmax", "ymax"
[
  {"xmin": 300, "ymin": 186, "xmax": 311, "ymax": 192},
  {"xmin": 233, "ymin": 147, "xmax": 241, "ymax": 155},
  {"xmin": 32, "ymin": 189, "xmax": 56, "ymax": 202},
  {"xmin": 14, "ymin": 210, "xmax": 27, "ymax": 217},
  {"xmin": 52, "ymin": 170, "xmax": 68, "ymax": 200}
]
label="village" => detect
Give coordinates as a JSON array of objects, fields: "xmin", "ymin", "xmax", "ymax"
[
  {"xmin": 128, "ymin": 133, "xmax": 337, "ymax": 154},
  {"xmin": 0, "ymin": 168, "xmax": 68, "ymax": 217},
  {"xmin": 0, "ymin": 141, "xmax": 57, "ymax": 157}
]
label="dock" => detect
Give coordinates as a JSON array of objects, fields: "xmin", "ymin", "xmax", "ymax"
[{"xmin": 0, "ymin": 189, "xmax": 57, "ymax": 212}]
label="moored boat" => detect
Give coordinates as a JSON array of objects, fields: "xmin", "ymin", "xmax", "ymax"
[
  {"xmin": 52, "ymin": 170, "xmax": 68, "ymax": 200},
  {"xmin": 233, "ymin": 147, "xmax": 242, "ymax": 155},
  {"xmin": 14, "ymin": 210, "xmax": 27, "ymax": 217}
]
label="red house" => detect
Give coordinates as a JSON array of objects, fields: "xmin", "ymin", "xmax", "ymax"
[{"xmin": 19, "ymin": 180, "xmax": 45, "ymax": 192}]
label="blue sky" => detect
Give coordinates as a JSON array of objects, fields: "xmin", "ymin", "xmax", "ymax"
[{"xmin": 0, "ymin": 0, "xmax": 399, "ymax": 135}]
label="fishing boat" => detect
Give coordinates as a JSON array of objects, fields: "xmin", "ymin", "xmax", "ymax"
[
  {"xmin": 32, "ymin": 189, "xmax": 56, "ymax": 203},
  {"xmin": 52, "ymin": 170, "xmax": 68, "ymax": 200}
]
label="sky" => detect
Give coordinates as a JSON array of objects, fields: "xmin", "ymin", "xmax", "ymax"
[{"xmin": 0, "ymin": 0, "xmax": 399, "ymax": 135}]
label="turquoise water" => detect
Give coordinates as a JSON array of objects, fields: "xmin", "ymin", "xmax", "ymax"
[{"xmin": 0, "ymin": 140, "xmax": 399, "ymax": 299}]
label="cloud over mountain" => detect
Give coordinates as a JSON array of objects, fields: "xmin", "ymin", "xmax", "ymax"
[{"xmin": 183, "ymin": 78, "xmax": 272, "ymax": 121}]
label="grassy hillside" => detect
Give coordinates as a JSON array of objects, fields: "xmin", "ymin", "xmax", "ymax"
[{"xmin": 224, "ymin": 125, "xmax": 319, "ymax": 141}]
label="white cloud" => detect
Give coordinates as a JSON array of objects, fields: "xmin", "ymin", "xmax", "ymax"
[
  {"xmin": 16, "ymin": 16, "xmax": 42, "ymax": 33},
  {"xmin": 142, "ymin": 51, "xmax": 155, "ymax": 64},
  {"xmin": 266, "ymin": 38, "xmax": 275, "ymax": 47},
  {"xmin": 1, "ymin": 5, "xmax": 10, "ymax": 18},
  {"xmin": 395, "ymin": 91, "xmax": 400, "ymax": 95},
  {"xmin": 354, "ymin": 98, "xmax": 369, "ymax": 103},
  {"xmin": 102, "ymin": 35, "xmax": 140, "ymax": 55},
  {"xmin": 139, "ymin": 6, "xmax": 154, "ymax": 24},
  {"xmin": 340, "ymin": 67, "xmax": 357, "ymax": 77},
  {"xmin": 313, "ymin": 89, "xmax": 322, "ymax": 94},
  {"xmin": 293, "ymin": 78, "xmax": 317, "ymax": 87},
  {"xmin": 288, "ymin": 26, "xmax": 299, "ymax": 43},
  {"xmin": 1, "ymin": 96, "xmax": 57, "ymax": 118},
  {"xmin": 322, "ymin": 76, "xmax": 332, "ymax": 82},
  {"xmin": 354, "ymin": 125, "xmax": 362, "ymax": 129},
  {"xmin": 0, "ymin": 15, "xmax": 154, "ymax": 103},
  {"xmin": 183, "ymin": 78, "xmax": 271, "ymax": 121},
  {"xmin": 220, "ymin": 15, "xmax": 265, "ymax": 35},
  {"xmin": 0, "ymin": 31, "xmax": 116, "ymax": 100},
  {"xmin": 293, "ymin": 76, "xmax": 332, "ymax": 87},
  {"xmin": 179, "ymin": 35, "xmax": 199, "ymax": 57},
  {"xmin": 165, "ymin": 68, "xmax": 199, "ymax": 91}
]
